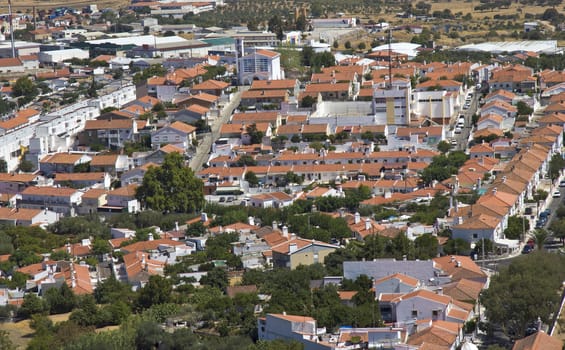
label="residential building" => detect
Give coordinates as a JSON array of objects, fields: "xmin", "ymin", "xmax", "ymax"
[
  {"xmin": 238, "ymin": 49, "xmax": 283, "ymax": 85},
  {"xmin": 0, "ymin": 207, "xmax": 58, "ymax": 226},
  {"xmin": 512, "ymin": 331, "xmax": 562, "ymax": 350},
  {"xmin": 80, "ymin": 119, "xmax": 138, "ymax": 149},
  {"xmin": 18, "ymin": 186, "xmax": 83, "ymax": 216},
  {"xmin": 151, "ymin": 121, "xmax": 196, "ymax": 150},
  {"xmin": 271, "ymin": 237, "xmax": 337, "ymax": 269}
]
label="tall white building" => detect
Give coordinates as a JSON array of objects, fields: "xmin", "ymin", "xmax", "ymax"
[{"xmin": 238, "ymin": 49, "xmax": 284, "ymax": 85}]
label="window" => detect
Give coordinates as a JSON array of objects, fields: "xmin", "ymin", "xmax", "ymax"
[
  {"xmin": 472, "ymin": 233, "xmax": 479, "ymax": 239},
  {"xmin": 411, "ymin": 310, "xmax": 418, "ymax": 317},
  {"xmin": 432, "ymin": 310, "xmax": 440, "ymax": 317}
]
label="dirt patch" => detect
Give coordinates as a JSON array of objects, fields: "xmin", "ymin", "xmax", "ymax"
[{"xmin": 0, "ymin": 313, "xmax": 71, "ymax": 350}]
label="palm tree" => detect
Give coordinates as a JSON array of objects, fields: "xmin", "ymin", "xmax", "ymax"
[{"xmin": 533, "ymin": 229, "xmax": 549, "ymax": 251}]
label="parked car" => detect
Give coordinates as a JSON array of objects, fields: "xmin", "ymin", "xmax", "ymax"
[
  {"xmin": 553, "ymin": 190, "xmax": 561, "ymax": 198},
  {"xmin": 560, "ymin": 180, "xmax": 565, "ymax": 187},
  {"xmin": 522, "ymin": 245, "xmax": 533, "ymax": 254}
]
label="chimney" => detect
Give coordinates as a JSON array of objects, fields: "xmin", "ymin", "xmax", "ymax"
[
  {"xmin": 354, "ymin": 212, "xmax": 361, "ymax": 224},
  {"xmin": 502, "ymin": 176, "xmax": 506, "ymax": 183},
  {"xmin": 282, "ymin": 225, "xmax": 289, "ymax": 238},
  {"xmin": 272, "ymin": 220, "xmax": 277, "ymax": 229},
  {"xmin": 436, "ymin": 287, "xmax": 443, "ymax": 295},
  {"xmin": 248, "ymin": 216, "xmax": 255, "ymax": 226},
  {"xmin": 492, "ymin": 187, "xmax": 497, "ymax": 195},
  {"xmin": 141, "ymin": 254, "xmax": 147, "ymax": 270},
  {"xmin": 66, "ymin": 243, "xmax": 71, "ymax": 254},
  {"xmin": 201, "ymin": 212, "xmax": 208, "ymax": 222},
  {"xmin": 450, "ymin": 256, "xmax": 455, "ymax": 263},
  {"xmin": 365, "ymin": 218, "xmax": 371, "ymax": 231},
  {"xmin": 289, "ymin": 243, "xmax": 297, "ymax": 253},
  {"xmin": 148, "ymin": 232, "xmax": 154, "ymax": 241},
  {"xmin": 71, "ymin": 275, "xmax": 76, "ymax": 288}
]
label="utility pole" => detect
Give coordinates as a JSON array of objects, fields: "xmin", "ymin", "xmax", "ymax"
[
  {"xmin": 387, "ymin": 28, "xmax": 392, "ymax": 90},
  {"xmin": 8, "ymin": 0, "xmax": 16, "ymax": 58}
]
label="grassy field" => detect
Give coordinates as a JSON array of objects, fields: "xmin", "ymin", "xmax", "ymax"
[{"xmin": 0, "ymin": 313, "xmax": 71, "ymax": 350}]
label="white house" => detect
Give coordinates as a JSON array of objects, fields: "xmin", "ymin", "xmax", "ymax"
[
  {"xmin": 151, "ymin": 121, "xmax": 196, "ymax": 150},
  {"xmin": 238, "ymin": 49, "xmax": 283, "ymax": 85},
  {"xmin": 17, "ymin": 186, "xmax": 83, "ymax": 217}
]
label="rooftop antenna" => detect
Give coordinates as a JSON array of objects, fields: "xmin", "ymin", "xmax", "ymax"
[
  {"xmin": 8, "ymin": 0, "xmax": 16, "ymax": 58},
  {"xmin": 387, "ymin": 27, "xmax": 392, "ymax": 90}
]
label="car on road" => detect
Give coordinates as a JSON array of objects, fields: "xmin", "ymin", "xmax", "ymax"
[
  {"xmin": 552, "ymin": 190, "xmax": 561, "ymax": 198},
  {"xmin": 450, "ymin": 139, "xmax": 458, "ymax": 146},
  {"xmin": 454, "ymin": 127, "xmax": 462, "ymax": 134},
  {"xmin": 560, "ymin": 180, "xmax": 565, "ymax": 187}
]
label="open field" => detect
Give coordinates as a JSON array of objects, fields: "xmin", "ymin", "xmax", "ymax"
[{"xmin": 0, "ymin": 313, "xmax": 71, "ymax": 350}]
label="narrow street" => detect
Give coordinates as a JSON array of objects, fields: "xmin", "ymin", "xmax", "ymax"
[{"xmin": 189, "ymin": 90, "xmax": 242, "ymax": 171}]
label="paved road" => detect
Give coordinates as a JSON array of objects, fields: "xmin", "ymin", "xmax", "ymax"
[
  {"xmin": 453, "ymin": 90, "xmax": 479, "ymax": 151},
  {"xmin": 189, "ymin": 91, "xmax": 242, "ymax": 171}
]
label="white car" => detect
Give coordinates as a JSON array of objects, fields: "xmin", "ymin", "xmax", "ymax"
[
  {"xmin": 553, "ymin": 190, "xmax": 561, "ymax": 198},
  {"xmin": 454, "ymin": 127, "xmax": 462, "ymax": 134}
]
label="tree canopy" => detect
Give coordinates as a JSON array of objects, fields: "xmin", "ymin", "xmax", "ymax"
[
  {"xmin": 136, "ymin": 152, "xmax": 204, "ymax": 213},
  {"xmin": 481, "ymin": 252, "xmax": 565, "ymax": 338}
]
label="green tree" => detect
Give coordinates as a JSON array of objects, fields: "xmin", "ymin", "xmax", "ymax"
[
  {"xmin": 13, "ymin": 76, "xmax": 38, "ymax": 97},
  {"xmin": 246, "ymin": 124, "xmax": 264, "ymax": 144},
  {"xmin": 533, "ymin": 229, "xmax": 549, "ymax": 250},
  {"xmin": 516, "ymin": 101, "xmax": 533, "ymax": 115},
  {"xmin": 300, "ymin": 95, "xmax": 316, "ymax": 108},
  {"xmin": 136, "ymin": 275, "xmax": 172, "ymax": 310},
  {"xmin": 504, "ymin": 215, "xmax": 529, "ymax": 240},
  {"xmin": 549, "ymin": 154, "xmax": 565, "ymax": 181},
  {"xmin": 414, "ymin": 234, "xmax": 439, "ymax": 259},
  {"xmin": 200, "ymin": 267, "xmax": 228, "ymax": 291},
  {"xmin": 443, "ymin": 238, "xmax": 471, "ymax": 255},
  {"xmin": 94, "ymin": 276, "xmax": 134, "ymax": 304},
  {"xmin": 20, "ymin": 293, "xmax": 49, "ymax": 318},
  {"xmin": 296, "ymin": 15, "xmax": 307, "ymax": 31},
  {"xmin": 0, "ymin": 159, "xmax": 7, "ymax": 173},
  {"xmin": 549, "ymin": 217, "xmax": 565, "ymax": 243},
  {"xmin": 481, "ymin": 252, "xmax": 565, "ymax": 338},
  {"xmin": 437, "ymin": 140, "xmax": 451, "ymax": 154},
  {"xmin": 18, "ymin": 159, "xmax": 33, "ymax": 172},
  {"xmin": 44, "ymin": 284, "xmax": 76, "ymax": 314},
  {"xmin": 136, "ymin": 152, "xmax": 204, "ymax": 213},
  {"xmin": 186, "ymin": 221, "xmax": 207, "ymax": 237},
  {"xmin": 245, "ymin": 171, "xmax": 260, "ymax": 187}
]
